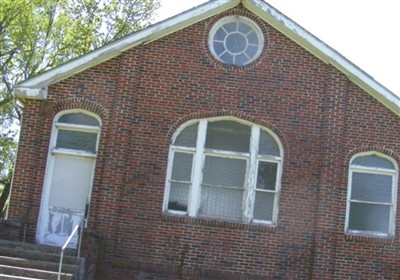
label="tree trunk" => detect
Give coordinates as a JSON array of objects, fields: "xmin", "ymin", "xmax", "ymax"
[{"xmin": 0, "ymin": 178, "xmax": 11, "ymax": 218}]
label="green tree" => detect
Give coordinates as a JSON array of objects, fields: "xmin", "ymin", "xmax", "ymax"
[{"xmin": 0, "ymin": 0, "xmax": 160, "ymax": 216}]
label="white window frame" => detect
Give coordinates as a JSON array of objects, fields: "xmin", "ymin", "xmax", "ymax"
[
  {"xmin": 208, "ymin": 16, "xmax": 264, "ymax": 66},
  {"xmin": 53, "ymin": 111, "xmax": 101, "ymax": 156},
  {"xmin": 163, "ymin": 117, "xmax": 283, "ymax": 225},
  {"xmin": 36, "ymin": 109, "xmax": 101, "ymax": 244},
  {"xmin": 345, "ymin": 152, "xmax": 398, "ymax": 237}
]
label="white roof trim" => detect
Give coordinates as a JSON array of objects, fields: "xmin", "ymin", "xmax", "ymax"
[
  {"xmin": 244, "ymin": 0, "xmax": 400, "ymax": 116},
  {"xmin": 14, "ymin": 0, "xmax": 239, "ymax": 99},
  {"xmin": 14, "ymin": 0, "xmax": 400, "ymax": 117}
]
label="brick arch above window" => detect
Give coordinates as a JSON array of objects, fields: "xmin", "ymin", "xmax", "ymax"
[
  {"xmin": 54, "ymin": 97, "xmax": 108, "ymax": 120},
  {"xmin": 345, "ymin": 146, "xmax": 400, "ymax": 166}
]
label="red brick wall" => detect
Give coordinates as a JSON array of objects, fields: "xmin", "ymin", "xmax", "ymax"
[{"xmin": 9, "ymin": 7, "xmax": 400, "ymax": 279}]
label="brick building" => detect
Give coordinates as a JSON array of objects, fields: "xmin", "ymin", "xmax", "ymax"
[{"xmin": 7, "ymin": 0, "xmax": 400, "ymax": 279}]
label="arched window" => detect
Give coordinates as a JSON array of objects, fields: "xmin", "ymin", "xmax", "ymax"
[
  {"xmin": 37, "ymin": 110, "xmax": 101, "ymax": 247},
  {"xmin": 346, "ymin": 152, "xmax": 398, "ymax": 237},
  {"xmin": 163, "ymin": 117, "xmax": 283, "ymax": 225}
]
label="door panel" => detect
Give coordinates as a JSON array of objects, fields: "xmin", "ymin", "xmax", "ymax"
[{"xmin": 41, "ymin": 155, "xmax": 94, "ymax": 247}]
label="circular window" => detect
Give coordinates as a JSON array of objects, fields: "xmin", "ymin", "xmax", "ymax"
[{"xmin": 209, "ymin": 16, "xmax": 264, "ymax": 66}]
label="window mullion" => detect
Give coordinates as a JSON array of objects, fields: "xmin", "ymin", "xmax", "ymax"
[
  {"xmin": 243, "ymin": 125, "xmax": 260, "ymax": 223},
  {"xmin": 188, "ymin": 120, "xmax": 207, "ymax": 217}
]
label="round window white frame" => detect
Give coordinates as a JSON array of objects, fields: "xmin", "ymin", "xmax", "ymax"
[{"xmin": 208, "ymin": 16, "xmax": 264, "ymax": 66}]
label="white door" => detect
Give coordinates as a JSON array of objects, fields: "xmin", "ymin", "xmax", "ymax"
[{"xmin": 37, "ymin": 110, "xmax": 100, "ymax": 247}]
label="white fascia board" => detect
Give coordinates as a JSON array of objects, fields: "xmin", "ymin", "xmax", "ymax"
[
  {"xmin": 245, "ymin": 0, "xmax": 400, "ymax": 117},
  {"xmin": 14, "ymin": 0, "xmax": 239, "ymax": 99},
  {"xmin": 14, "ymin": 87, "xmax": 48, "ymax": 100}
]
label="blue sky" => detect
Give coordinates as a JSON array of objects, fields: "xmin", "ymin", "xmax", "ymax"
[{"xmin": 157, "ymin": 0, "xmax": 400, "ymax": 96}]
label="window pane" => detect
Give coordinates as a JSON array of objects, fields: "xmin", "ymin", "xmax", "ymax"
[
  {"xmin": 235, "ymin": 53, "xmax": 249, "ymax": 66},
  {"xmin": 257, "ymin": 162, "xmax": 278, "ymax": 190},
  {"xmin": 199, "ymin": 186, "xmax": 243, "ymax": 220},
  {"xmin": 168, "ymin": 182, "xmax": 189, "ymax": 212},
  {"xmin": 247, "ymin": 30, "xmax": 259, "ymax": 45},
  {"xmin": 259, "ymin": 130, "xmax": 280, "ymax": 156},
  {"xmin": 205, "ymin": 121, "xmax": 250, "ymax": 152},
  {"xmin": 238, "ymin": 22, "xmax": 252, "ymax": 34},
  {"xmin": 174, "ymin": 123, "xmax": 198, "ymax": 147},
  {"xmin": 59, "ymin": 113, "xmax": 99, "ymax": 126},
  {"xmin": 352, "ymin": 173, "xmax": 392, "ymax": 203},
  {"xmin": 213, "ymin": 41, "xmax": 225, "ymax": 56},
  {"xmin": 203, "ymin": 156, "xmax": 246, "ymax": 188},
  {"xmin": 56, "ymin": 130, "xmax": 97, "ymax": 153},
  {"xmin": 219, "ymin": 52, "xmax": 234, "ymax": 65},
  {"xmin": 253, "ymin": 191, "xmax": 275, "ymax": 221},
  {"xmin": 245, "ymin": 45, "xmax": 258, "ymax": 59},
  {"xmin": 171, "ymin": 153, "xmax": 193, "ymax": 181},
  {"xmin": 214, "ymin": 28, "xmax": 226, "ymax": 41},
  {"xmin": 226, "ymin": 33, "xmax": 247, "ymax": 54},
  {"xmin": 352, "ymin": 155, "xmax": 394, "ymax": 169},
  {"xmin": 348, "ymin": 202, "xmax": 390, "ymax": 234},
  {"xmin": 223, "ymin": 22, "xmax": 237, "ymax": 33}
]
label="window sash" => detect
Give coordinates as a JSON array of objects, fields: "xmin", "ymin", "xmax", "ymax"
[
  {"xmin": 250, "ymin": 159, "xmax": 280, "ymax": 224},
  {"xmin": 199, "ymin": 185, "xmax": 244, "ymax": 220},
  {"xmin": 55, "ymin": 121, "xmax": 101, "ymax": 155},
  {"xmin": 350, "ymin": 172, "xmax": 393, "ymax": 204},
  {"xmin": 349, "ymin": 171, "xmax": 396, "ymax": 204},
  {"xmin": 253, "ymin": 190, "xmax": 276, "ymax": 222},
  {"xmin": 346, "ymin": 155, "xmax": 398, "ymax": 237},
  {"xmin": 347, "ymin": 201, "xmax": 391, "ymax": 235},
  {"xmin": 168, "ymin": 182, "xmax": 191, "ymax": 213},
  {"xmin": 166, "ymin": 150, "xmax": 195, "ymax": 213},
  {"xmin": 56, "ymin": 130, "xmax": 98, "ymax": 153}
]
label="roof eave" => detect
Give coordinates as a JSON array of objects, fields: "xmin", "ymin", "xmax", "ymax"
[
  {"xmin": 14, "ymin": 0, "xmax": 400, "ymax": 117},
  {"xmin": 14, "ymin": 0, "xmax": 240, "ymax": 99}
]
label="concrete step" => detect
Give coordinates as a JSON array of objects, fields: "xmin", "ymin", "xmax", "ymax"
[
  {"xmin": 0, "ymin": 240, "xmax": 85, "ymax": 280},
  {"xmin": 0, "ymin": 240, "xmax": 76, "ymax": 256},
  {"xmin": 0, "ymin": 274, "xmax": 46, "ymax": 280},
  {"xmin": 0, "ymin": 248, "xmax": 82, "ymax": 267},
  {"xmin": 0, "ymin": 256, "xmax": 79, "ymax": 275},
  {"xmin": 0, "ymin": 264, "xmax": 73, "ymax": 280}
]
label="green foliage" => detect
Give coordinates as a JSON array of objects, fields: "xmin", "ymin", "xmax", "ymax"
[
  {"xmin": 177, "ymin": 244, "xmax": 190, "ymax": 278},
  {"xmin": 0, "ymin": 0, "xmax": 160, "ymax": 215}
]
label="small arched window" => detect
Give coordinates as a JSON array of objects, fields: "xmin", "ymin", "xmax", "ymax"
[
  {"xmin": 346, "ymin": 152, "xmax": 398, "ymax": 237},
  {"xmin": 55, "ymin": 112, "xmax": 100, "ymax": 154},
  {"xmin": 163, "ymin": 117, "xmax": 283, "ymax": 225}
]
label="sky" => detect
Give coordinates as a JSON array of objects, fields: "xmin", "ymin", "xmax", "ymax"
[{"xmin": 156, "ymin": 0, "xmax": 400, "ymax": 97}]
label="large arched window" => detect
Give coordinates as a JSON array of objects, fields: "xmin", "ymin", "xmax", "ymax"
[
  {"xmin": 163, "ymin": 117, "xmax": 283, "ymax": 225},
  {"xmin": 37, "ymin": 110, "xmax": 101, "ymax": 247},
  {"xmin": 346, "ymin": 152, "xmax": 398, "ymax": 237}
]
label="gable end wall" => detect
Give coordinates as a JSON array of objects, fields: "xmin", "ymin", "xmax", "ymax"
[{"xmin": 9, "ymin": 8, "xmax": 400, "ymax": 280}]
